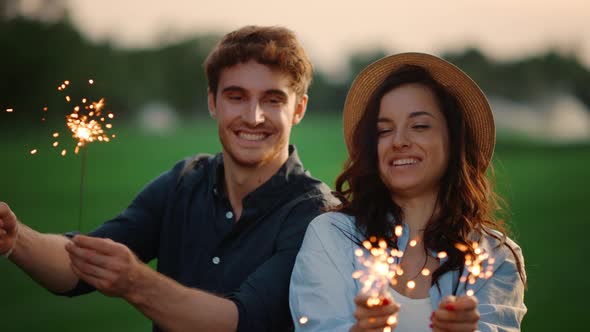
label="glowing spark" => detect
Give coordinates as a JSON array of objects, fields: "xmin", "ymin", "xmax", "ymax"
[
  {"xmin": 33, "ymin": 81, "xmax": 115, "ymax": 157},
  {"xmin": 299, "ymin": 317, "xmax": 308, "ymax": 325},
  {"xmin": 387, "ymin": 315, "xmax": 397, "ymax": 325},
  {"xmin": 421, "ymin": 268, "xmax": 431, "ymax": 276},
  {"xmin": 6, "ymin": 108, "xmax": 13, "ymax": 113},
  {"xmin": 456, "ymin": 241, "xmax": 495, "ymax": 296},
  {"xmin": 353, "ymin": 238, "xmax": 400, "ymax": 306},
  {"xmin": 409, "ymin": 240, "xmax": 417, "ymax": 247},
  {"xmin": 394, "ymin": 225, "xmax": 402, "ymax": 237},
  {"xmin": 30, "ymin": 149, "xmax": 38, "ymax": 155},
  {"xmin": 384, "ymin": 327, "xmax": 392, "ymax": 332},
  {"xmin": 437, "ymin": 251, "xmax": 448, "ymax": 259},
  {"xmin": 407, "ymin": 280, "xmax": 416, "ymax": 289}
]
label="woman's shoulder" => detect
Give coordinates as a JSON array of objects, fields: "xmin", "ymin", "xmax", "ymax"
[
  {"xmin": 309, "ymin": 211, "xmax": 356, "ymax": 229},
  {"xmin": 477, "ymin": 230, "xmax": 524, "ymax": 267},
  {"xmin": 306, "ymin": 212, "xmax": 363, "ymax": 245}
]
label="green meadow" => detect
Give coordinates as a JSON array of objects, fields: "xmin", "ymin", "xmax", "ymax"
[{"xmin": 0, "ymin": 113, "xmax": 588, "ymax": 331}]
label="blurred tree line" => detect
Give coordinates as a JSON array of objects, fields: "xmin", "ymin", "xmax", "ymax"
[{"xmin": 1, "ymin": 2, "xmax": 590, "ymax": 128}]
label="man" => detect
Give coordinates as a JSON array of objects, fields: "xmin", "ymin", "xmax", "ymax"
[{"xmin": 0, "ymin": 26, "xmax": 336, "ymax": 332}]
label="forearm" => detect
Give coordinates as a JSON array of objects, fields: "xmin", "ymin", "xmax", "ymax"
[
  {"xmin": 126, "ymin": 266, "xmax": 239, "ymax": 332},
  {"xmin": 9, "ymin": 222, "xmax": 79, "ymax": 293}
]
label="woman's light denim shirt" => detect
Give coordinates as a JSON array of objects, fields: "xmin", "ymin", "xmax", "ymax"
[{"xmin": 289, "ymin": 212, "xmax": 526, "ymax": 332}]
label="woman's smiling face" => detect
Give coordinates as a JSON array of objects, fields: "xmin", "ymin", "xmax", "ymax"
[{"xmin": 377, "ymin": 83, "xmax": 450, "ymax": 200}]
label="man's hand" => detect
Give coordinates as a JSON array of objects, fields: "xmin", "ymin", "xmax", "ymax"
[
  {"xmin": 65, "ymin": 235, "xmax": 148, "ymax": 299},
  {"xmin": 431, "ymin": 295, "xmax": 480, "ymax": 332},
  {"xmin": 0, "ymin": 202, "xmax": 19, "ymax": 256}
]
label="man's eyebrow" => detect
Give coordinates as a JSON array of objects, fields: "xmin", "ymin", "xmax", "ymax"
[
  {"xmin": 263, "ymin": 89, "xmax": 289, "ymax": 98},
  {"xmin": 221, "ymin": 86, "xmax": 247, "ymax": 94}
]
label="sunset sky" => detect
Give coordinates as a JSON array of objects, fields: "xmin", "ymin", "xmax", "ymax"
[{"xmin": 21, "ymin": 0, "xmax": 590, "ymax": 74}]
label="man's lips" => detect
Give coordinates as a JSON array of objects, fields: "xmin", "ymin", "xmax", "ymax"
[{"xmin": 235, "ymin": 130, "xmax": 270, "ymax": 141}]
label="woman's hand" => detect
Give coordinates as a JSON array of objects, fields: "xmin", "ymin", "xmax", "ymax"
[
  {"xmin": 350, "ymin": 293, "xmax": 400, "ymax": 332},
  {"xmin": 431, "ymin": 295, "xmax": 479, "ymax": 332}
]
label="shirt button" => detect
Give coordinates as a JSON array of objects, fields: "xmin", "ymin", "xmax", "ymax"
[
  {"xmin": 225, "ymin": 211, "xmax": 233, "ymax": 219},
  {"xmin": 212, "ymin": 256, "xmax": 220, "ymax": 264}
]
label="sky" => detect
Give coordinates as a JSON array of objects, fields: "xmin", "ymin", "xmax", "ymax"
[{"xmin": 20, "ymin": 0, "xmax": 590, "ymax": 74}]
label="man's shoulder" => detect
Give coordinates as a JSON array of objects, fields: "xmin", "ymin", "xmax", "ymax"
[{"xmin": 290, "ymin": 175, "xmax": 339, "ymax": 212}]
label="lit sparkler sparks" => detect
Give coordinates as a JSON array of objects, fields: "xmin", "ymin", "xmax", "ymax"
[
  {"xmin": 27, "ymin": 79, "xmax": 116, "ymax": 232},
  {"xmin": 352, "ymin": 237, "xmax": 401, "ymax": 306},
  {"xmin": 455, "ymin": 241, "xmax": 495, "ymax": 296},
  {"xmin": 30, "ymin": 80, "xmax": 115, "ymax": 156}
]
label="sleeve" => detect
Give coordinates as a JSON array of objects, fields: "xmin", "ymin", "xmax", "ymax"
[
  {"xmin": 289, "ymin": 214, "xmax": 359, "ymax": 332},
  {"xmin": 228, "ymin": 197, "xmax": 325, "ymax": 332},
  {"xmin": 474, "ymin": 243, "xmax": 527, "ymax": 332},
  {"xmin": 57, "ymin": 160, "xmax": 185, "ymax": 297}
]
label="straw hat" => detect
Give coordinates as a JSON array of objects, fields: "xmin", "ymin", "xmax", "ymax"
[{"xmin": 343, "ymin": 52, "xmax": 495, "ymax": 169}]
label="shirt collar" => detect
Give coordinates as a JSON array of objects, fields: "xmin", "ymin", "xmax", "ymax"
[{"xmin": 210, "ymin": 145, "xmax": 307, "ymax": 207}]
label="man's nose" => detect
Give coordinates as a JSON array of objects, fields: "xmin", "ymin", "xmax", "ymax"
[{"xmin": 242, "ymin": 101, "xmax": 265, "ymax": 126}]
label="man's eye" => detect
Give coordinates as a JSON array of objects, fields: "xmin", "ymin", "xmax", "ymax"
[
  {"xmin": 265, "ymin": 97, "xmax": 284, "ymax": 105},
  {"xmin": 227, "ymin": 95, "xmax": 243, "ymax": 101}
]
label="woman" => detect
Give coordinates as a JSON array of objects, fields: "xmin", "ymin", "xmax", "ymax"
[{"xmin": 289, "ymin": 53, "xmax": 526, "ymax": 332}]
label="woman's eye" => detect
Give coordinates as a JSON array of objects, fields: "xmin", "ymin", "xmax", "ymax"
[
  {"xmin": 377, "ymin": 128, "xmax": 392, "ymax": 136},
  {"xmin": 413, "ymin": 124, "xmax": 430, "ymax": 130}
]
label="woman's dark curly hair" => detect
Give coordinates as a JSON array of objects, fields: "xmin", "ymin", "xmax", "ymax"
[{"xmin": 333, "ymin": 65, "xmax": 525, "ymax": 290}]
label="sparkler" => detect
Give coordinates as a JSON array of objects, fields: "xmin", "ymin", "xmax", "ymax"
[
  {"xmin": 352, "ymin": 234, "xmax": 402, "ymax": 306},
  {"xmin": 352, "ymin": 226, "xmax": 448, "ymax": 297},
  {"xmin": 28, "ymin": 79, "xmax": 116, "ymax": 231},
  {"xmin": 455, "ymin": 241, "xmax": 495, "ymax": 296}
]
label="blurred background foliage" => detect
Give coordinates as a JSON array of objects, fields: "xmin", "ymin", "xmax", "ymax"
[
  {"xmin": 2, "ymin": 1, "xmax": 590, "ymax": 126},
  {"xmin": 1, "ymin": 1, "xmax": 589, "ymax": 331}
]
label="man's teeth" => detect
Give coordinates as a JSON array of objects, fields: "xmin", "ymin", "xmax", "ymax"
[
  {"xmin": 239, "ymin": 132, "xmax": 266, "ymax": 141},
  {"xmin": 393, "ymin": 158, "xmax": 419, "ymax": 166}
]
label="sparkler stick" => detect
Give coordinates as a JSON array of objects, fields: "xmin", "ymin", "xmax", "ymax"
[
  {"xmin": 28, "ymin": 79, "xmax": 116, "ymax": 231},
  {"xmin": 78, "ymin": 147, "xmax": 87, "ymax": 230},
  {"xmin": 455, "ymin": 241, "xmax": 495, "ymax": 296}
]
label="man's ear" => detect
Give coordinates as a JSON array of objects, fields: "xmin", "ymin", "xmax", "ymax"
[
  {"xmin": 292, "ymin": 94, "xmax": 308, "ymax": 125},
  {"xmin": 207, "ymin": 88, "xmax": 217, "ymax": 119}
]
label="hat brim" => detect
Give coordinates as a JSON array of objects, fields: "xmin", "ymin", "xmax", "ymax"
[{"xmin": 343, "ymin": 52, "xmax": 495, "ymax": 169}]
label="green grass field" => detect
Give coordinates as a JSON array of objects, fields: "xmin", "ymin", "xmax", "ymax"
[{"xmin": 1, "ymin": 113, "xmax": 588, "ymax": 331}]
